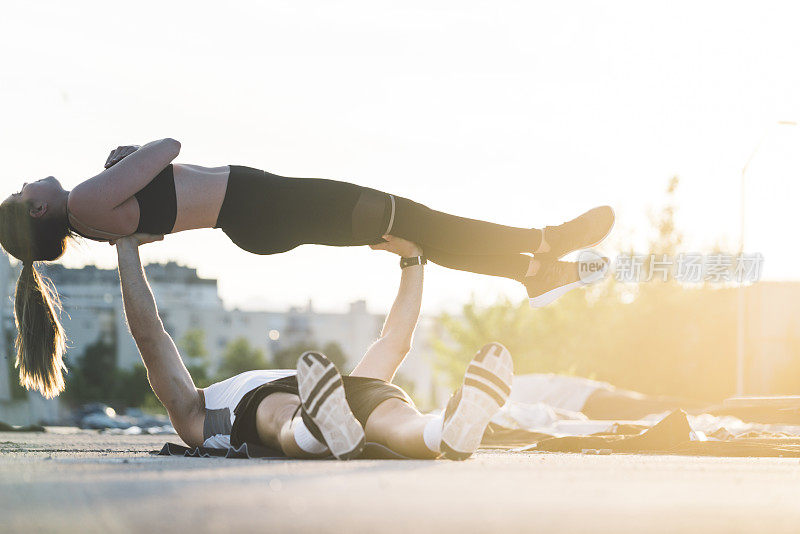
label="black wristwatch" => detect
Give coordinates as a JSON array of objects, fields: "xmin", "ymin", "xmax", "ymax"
[{"xmin": 400, "ymin": 255, "xmax": 427, "ymax": 269}]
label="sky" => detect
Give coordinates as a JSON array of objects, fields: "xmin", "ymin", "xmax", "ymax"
[{"xmin": 2, "ymin": 1, "xmax": 800, "ymax": 314}]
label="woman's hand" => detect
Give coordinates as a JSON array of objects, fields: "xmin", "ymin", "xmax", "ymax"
[
  {"xmin": 104, "ymin": 145, "xmax": 141, "ymax": 168},
  {"xmin": 110, "ymin": 233, "xmax": 164, "ymax": 247},
  {"xmin": 369, "ymin": 235, "xmax": 422, "ymax": 257}
]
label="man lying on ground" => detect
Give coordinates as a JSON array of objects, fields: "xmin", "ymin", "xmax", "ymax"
[{"xmin": 115, "ymin": 233, "xmax": 513, "ymax": 460}]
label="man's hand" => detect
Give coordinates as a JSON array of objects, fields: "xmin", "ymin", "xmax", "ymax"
[
  {"xmin": 112, "ymin": 233, "xmax": 164, "ymax": 247},
  {"xmin": 104, "ymin": 145, "xmax": 141, "ymax": 168},
  {"xmin": 369, "ymin": 235, "xmax": 422, "ymax": 257}
]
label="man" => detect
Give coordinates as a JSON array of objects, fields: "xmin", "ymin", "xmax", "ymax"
[{"xmin": 115, "ymin": 233, "xmax": 513, "ymax": 460}]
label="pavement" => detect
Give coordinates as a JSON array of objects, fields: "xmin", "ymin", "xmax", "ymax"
[{"xmin": 1, "ymin": 430, "xmax": 799, "ymax": 534}]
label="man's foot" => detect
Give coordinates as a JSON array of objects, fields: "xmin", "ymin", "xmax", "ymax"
[
  {"xmin": 441, "ymin": 342, "xmax": 513, "ymax": 460},
  {"xmin": 296, "ymin": 351, "xmax": 365, "ymax": 460},
  {"xmin": 525, "ymin": 258, "xmax": 607, "ymax": 308},
  {"xmin": 536, "ymin": 205, "xmax": 615, "ymax": 260}
]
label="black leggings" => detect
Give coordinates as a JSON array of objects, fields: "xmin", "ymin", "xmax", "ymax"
[{"xmin": 215, "ymin": 165, "xmax": 539, "ymax": 282}]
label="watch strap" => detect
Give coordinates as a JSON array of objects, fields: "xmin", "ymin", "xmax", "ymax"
[{"xmin": 400, "ymin": 255, "xmax": 427, "ymax": 269}]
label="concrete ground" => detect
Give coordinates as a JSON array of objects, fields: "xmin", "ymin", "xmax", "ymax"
[{"xmin": 1, "ymin": 430, "xmax": 799, "ymax": 534}]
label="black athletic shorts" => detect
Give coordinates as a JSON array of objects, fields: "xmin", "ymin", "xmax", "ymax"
[{"xmin": 229, "ymin": 375, "xmax": 413, "ymax": 449}]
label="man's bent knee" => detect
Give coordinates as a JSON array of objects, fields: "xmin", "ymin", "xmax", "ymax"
[{"xmin": 255, "ymin": 392, "xmax": 301, "ymax": 449}]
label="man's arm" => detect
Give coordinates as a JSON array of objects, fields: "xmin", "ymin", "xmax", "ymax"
[
  {"xmin": 351, "ymin": 236, "xmax": 424, "ymax": 381},
  {"xmin": 117, "ymin": 236, "xmax": 168, "ymax": 340},
  {"xmin": 116, "ymin": 236, "xmax": 201, "ymax": 432}
]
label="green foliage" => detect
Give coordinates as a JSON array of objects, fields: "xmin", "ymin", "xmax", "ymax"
[
  {"xmin": 113, "ymin": 365, "xmax": 151, "ymax": 408},
  {"xmin": 63, "ymin": 336, "xmax": 153, "ymax": 409},
  {"xmin": 430, "ymin": 176, "xmax": 753, "ymax": 402},
  {"xmin": 140, "ymin": 391, "xmax": 167, "ymax": 415},
  {"xmin": 433, "ymin": 273, "xmax": 743, "ymax": 402},
  {"xmin": 647, "ymin": 175, "xmax": 683, "ymax": 256},
  {"xmin": 432, "ymin": 297, "xmax": 531, "ymax": 391},
  {"xmin": 216, "ymin": 337, "xmax": 269, "ymax": 380},
  {"xmin": 270, "ymin": 340, "xmax": 349, "ymax": 372},
  {"xmin": 180, "ymin": 329, "xmax": 208, "ymax": 360},
  {"xmin": 64, "ymin": 336, "xmax": 118, "ymax": 403},
  {"xmin": 179, "ymin": 329, "xmax": 211, "ymax": 387}
]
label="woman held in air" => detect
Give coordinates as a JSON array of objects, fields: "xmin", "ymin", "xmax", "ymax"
[{"xmin": 0, "ymin": 138, "xmax": 613, "ymax": 397}]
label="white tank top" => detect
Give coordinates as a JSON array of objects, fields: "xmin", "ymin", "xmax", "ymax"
[{"xmin": 201, "ymin": 369, "xmax": 296, "ymax": 448}]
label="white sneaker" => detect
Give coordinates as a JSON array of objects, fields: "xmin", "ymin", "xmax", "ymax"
[
  {"xmin": 441, "ymin": 342, "xmax": 514, "ymax": 460},
  {"xmin": 296, "ymin": 351, "xmax": 365, "ymax": 460}
]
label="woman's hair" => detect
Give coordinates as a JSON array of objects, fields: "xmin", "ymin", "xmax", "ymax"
[{"xmin": 0, "ymin": 200, "xmax": 71, "ymax": 398}]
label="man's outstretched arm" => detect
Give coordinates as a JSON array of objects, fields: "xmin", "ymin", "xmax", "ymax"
[
  {"xmin": 116, "ymin": 236, "xmax": 203, "ymax": 443},
  {"xmin": 351, "ymin": 235, "xmax": 424, "ymax": 382}
]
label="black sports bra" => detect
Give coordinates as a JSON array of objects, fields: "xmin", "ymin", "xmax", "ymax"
[{"xmin": 67, "ymin": 165, "xmax": 177, "ymax": 240}]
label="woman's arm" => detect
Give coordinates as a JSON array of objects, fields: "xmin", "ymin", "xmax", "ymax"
[{"xmin": 69, "ymin": 138, "xmax": 181, "ymax": 214}]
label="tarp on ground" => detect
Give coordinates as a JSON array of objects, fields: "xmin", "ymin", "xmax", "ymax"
[{"xmin": 490, "ymin": 410, "xmax": 800, "ymax": 457}]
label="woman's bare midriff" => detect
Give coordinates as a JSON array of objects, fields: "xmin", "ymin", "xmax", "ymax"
[{"xmin": 171, "ymin": 164, "xmax": 231, "ymax": 233}]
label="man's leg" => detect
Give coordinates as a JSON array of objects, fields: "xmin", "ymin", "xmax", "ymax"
[
  {"xmin": 362, "ymin": 342, "xmax": 514, "ymax": 460},
  {"xmin": 363, "ymin": 399, "xmax": 440, "ymax": 459},
  {"xmin": 252, "ymin": 389, "xmax": 440, "ymax": 459},
  {"xmin": 348, "ymin": 324, "xmax": 439, "ymax": 458},
  {"xmin": 254, "ymin": 392, "xmax": 330, "ymax": 458}
]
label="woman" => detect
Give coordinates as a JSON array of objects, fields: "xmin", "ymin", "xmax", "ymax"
[{"xmin": 0, "ymin": 138, "xmax": 613, "ymax": 397}]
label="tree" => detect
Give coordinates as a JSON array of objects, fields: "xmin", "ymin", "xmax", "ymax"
[
  {"xmin": 179, "ymin": 329, "xmax": 211, "ymax": 387},
  {"xmin": 64, "ymin": 335, "xmax": 118, "ymax": 404},
  {"xmin": 430, "ymin": 176, "xmax": 746, "ymax": 402},
  {"xmin": 648, "ymin": 175, "xmax": 683, "ymax": 256},
  {"xmin": 63, "ymin": 335, "xmax": 153, "ymax": 409},
  {"xmin": 114, "ymin": 365, "xmax": 151, "ymax": 408},
  {"xmin": 216, "ymin": 338, "xmax": 269, "ymax": 380},
  {"xmin": 180, "ymin": 328, "xmax": 208, "ymax": 360},
  {"xmin": 270, "ymin": 340, "xmax": 349, "ymax": 372}
]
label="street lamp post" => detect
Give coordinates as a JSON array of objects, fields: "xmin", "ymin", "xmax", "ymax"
[{"xmin": 737, "ymin": 120, "xmax": 796, "ymax": 396}]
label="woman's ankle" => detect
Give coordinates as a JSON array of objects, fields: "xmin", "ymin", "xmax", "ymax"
[
  {"xmin": 533, "ymin": 229, "xmax": 550, "ymax": 254},
  {"xmin": 525, "ymin": 258, "xmax": 541, "ymax": 278}
]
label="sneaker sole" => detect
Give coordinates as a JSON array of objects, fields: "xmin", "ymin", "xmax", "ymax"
[
  {"xmin": 528, "ymin": 279, "xmax": 584, "ymax": 308},
  {"xmin": 441, "ymin": 343, "xmax": 513, "ymax": 460},
  {"xmin": 297, "ymin": 352, "xmax": 365, "ymax": 460},
  {"xmin": 528, "ymin": 257, "xmax": 609, "ymax": 308}
]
